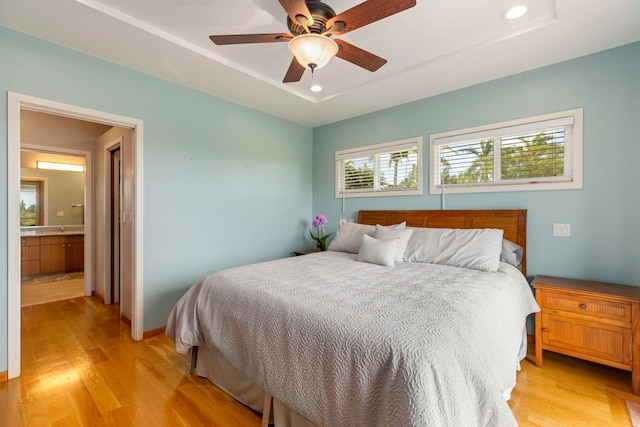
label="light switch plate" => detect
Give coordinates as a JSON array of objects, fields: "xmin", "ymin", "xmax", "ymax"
[{"xmin": 553, "ymin": 223, "xmax": 571, "ymax": 237}]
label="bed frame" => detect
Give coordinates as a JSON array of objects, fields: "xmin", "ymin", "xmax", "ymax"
[{"xmin": 357, "ymin": 209, "xmax": 527, "ymax": 275}]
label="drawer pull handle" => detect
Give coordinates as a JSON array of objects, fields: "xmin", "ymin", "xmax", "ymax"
[
  {"xmin": 579, "ymin": 303, "xmax": 587, "ymax": 309},
  {"xmin": 542, "ymin": 328, "xmax": 549, "ymax": 332}
]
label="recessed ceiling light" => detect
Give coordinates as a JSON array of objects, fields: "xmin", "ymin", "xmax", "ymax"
[
  {"xmin": 503, "ymin": 5, "xmax": 528, "ymax": 20},
  {"xmin": 310, "ymin": 84, "xmax": 323, "ymax": 92}
]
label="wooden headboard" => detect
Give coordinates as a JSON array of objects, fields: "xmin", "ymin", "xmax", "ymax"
[{"xmin": 357, "ymin": 209, "xmax": 527, "ymax": 275}]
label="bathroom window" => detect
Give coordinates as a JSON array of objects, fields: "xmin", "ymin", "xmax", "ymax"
[{"xmin": 20, "ymin": 180, "xmax": 44, "ymax": 226}]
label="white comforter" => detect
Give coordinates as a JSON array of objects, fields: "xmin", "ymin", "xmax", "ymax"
[{"xmin": 166, "ymin": 251, "xmax": 539, "ymax": 426}]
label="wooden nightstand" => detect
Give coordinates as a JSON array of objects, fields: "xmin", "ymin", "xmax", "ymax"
[{"xmin": 532, "ymin": 275, "xmax": 640, "ymax": 395}]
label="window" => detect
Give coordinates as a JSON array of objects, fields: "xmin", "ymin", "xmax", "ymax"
[
  {"xmin": 336, "ymin": 137, "xmax": 423, "ymax": 198},
  {"xmin": 430, "ymin": 109, "xmax": 583, "ymax": 194},
  {"xmin": 20, "ymin": 180, "xmax": 44, "ymax": 226}
]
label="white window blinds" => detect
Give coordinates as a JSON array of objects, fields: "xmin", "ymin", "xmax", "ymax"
[
  {"xmin": 430, "ymin": 109, "xmax": 583, "ymax": 194},
  {"xmin": 336, "ymin": 137, "xmax": 423, "ymax": 198}
]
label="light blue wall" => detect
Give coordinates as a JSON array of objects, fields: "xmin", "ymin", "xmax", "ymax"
[
  {"xmin": 0, "ymin": 28, "xmax": 313, "ymax": 372},
  {"xmin": 313, "ymin": 42, "xmax": 640, "ymax": 286}
]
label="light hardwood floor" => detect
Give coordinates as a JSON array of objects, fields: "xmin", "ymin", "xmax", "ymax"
[{"xmin": 1, "ymin": 295, "xmax": 638, "ymax": 426}]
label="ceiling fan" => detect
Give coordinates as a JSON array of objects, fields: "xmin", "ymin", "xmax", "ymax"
[{"xmin": 210, "ymin": 0, "xmax": 417, "ymax": 83}]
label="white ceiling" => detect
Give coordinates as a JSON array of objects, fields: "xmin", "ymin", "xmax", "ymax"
[{"xmin": 2, "ymin": 0, "xmax": 639, "ymax": 127}]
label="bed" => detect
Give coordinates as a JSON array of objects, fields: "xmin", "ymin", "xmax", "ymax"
[{"xmin": 166, "ymin": 209, "xmax": 539, "ymax": 427}]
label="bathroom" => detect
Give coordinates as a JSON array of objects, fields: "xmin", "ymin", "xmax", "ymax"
[{"xmin": 20, "ymin": 151, "xmax": 86, "ymax": 306}]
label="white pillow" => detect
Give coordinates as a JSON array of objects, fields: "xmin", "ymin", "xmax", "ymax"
[
  {"xmin": 386, "ymin": 221, "xmax": 407, "ymax": 230},
  {"xmin": 356, "ymin": 234, "xmax": 400, "ymax": 267},
  {"xmin": 374, "ymin": 225, "xmax": 414, "ymax": 262},
  {"xmin": 500, "ymin": 239, "xmax": 524, "ymax": 269},
  {"xmin": 405, "ymin": 227, "xmax": 504, "ymax": 272},
  {"xmin": 328, "ymin": 221, "xmax": 406, "ymax": 254}
]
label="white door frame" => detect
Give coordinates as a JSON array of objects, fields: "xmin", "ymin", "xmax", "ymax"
[{"xmin": 7, "ymin": 92, "xmax": 145, "ymax": 379}]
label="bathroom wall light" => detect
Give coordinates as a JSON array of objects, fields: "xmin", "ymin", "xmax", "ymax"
[{"xmin": 37, "ymin": 161, "xmax": 85, "ymax": 172}]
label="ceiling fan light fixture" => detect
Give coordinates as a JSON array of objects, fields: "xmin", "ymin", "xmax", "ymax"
[
  {"xmin": 288, "ymin": 34, "xmax": 338, "ymax": 71},
  {"xmin": 503, "ymin": 5, "xmax": 528, "ymax": 20}
]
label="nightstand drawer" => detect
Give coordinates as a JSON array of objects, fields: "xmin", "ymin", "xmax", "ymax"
[{"xmin": 540, "ymin": 291, "xmax": 631, "ymax": 324}]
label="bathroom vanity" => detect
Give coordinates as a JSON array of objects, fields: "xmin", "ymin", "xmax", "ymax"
[{"xmin": 20, "ymin": 226, "xmax": 84, "ymax": 277}]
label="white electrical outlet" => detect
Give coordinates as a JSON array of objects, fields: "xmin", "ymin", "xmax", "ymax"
[{"xmin": 553, "ymin": 223, "xmax": 571, "ymax": 237}]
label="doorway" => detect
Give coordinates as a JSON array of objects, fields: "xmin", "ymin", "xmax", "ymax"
[
  {"xmin": 7, "ymin": 92, "xmax": 145, "ymax": 379},
  {"xmin": 19, "ymin": 149, "xmax": 89, "ymax": 306}
]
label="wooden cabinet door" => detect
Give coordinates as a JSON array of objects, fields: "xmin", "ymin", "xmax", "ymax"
[
  {"xmin": 35, "ymin": 235, "xmax": 85, "ymax": 274},
  {"xmin": 66, "ymin": 236, "xmax": 84, "ymax": 272},
  {"xmin": 21, "ymin": 260, "xmax": 41, "ymax": 276},
  {"xmin": 40, "ymin": 236, "xmax": 67, "ymax": 274},
  {"xmin": 541, "ymin": 312, "xmax": 632, "ymax": 368}
]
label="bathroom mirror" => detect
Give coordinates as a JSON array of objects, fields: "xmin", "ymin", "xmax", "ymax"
[{"xmin": 20, "ymin": 152, "xmax": 85, "ymax": 226}]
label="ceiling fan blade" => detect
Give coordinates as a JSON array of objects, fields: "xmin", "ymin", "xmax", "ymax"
[
  {"xmin": 210, "ymin": 34, "xmax": 292, "ymax": 45},
  {"xmin": 278, "ymin": 0, "xmax": 312, "ymax": 26},
  {"xmin": 283, "ymin": 57, "xmax": 306, "ymax": 83},
  {"xmin": 334, "ymin": 39, "xmax": 386, "ymax": 72},
  {"xmin": 327, "ymin": 0, "xmax": 417, "ymax": 35}
]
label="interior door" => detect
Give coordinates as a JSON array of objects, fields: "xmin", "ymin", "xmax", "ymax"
[
  {"xmin": 109, "ymin": 147, "xmax": 121, "ymax": 305},
  {"xmin": 119, "ymin": 133, "xmax": 134, "ymax": 321}
]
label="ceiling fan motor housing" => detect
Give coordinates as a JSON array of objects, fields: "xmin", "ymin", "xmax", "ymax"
[{"xmin": 287, "ymin": 0, "xmax": 337, "ymax": 35}]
